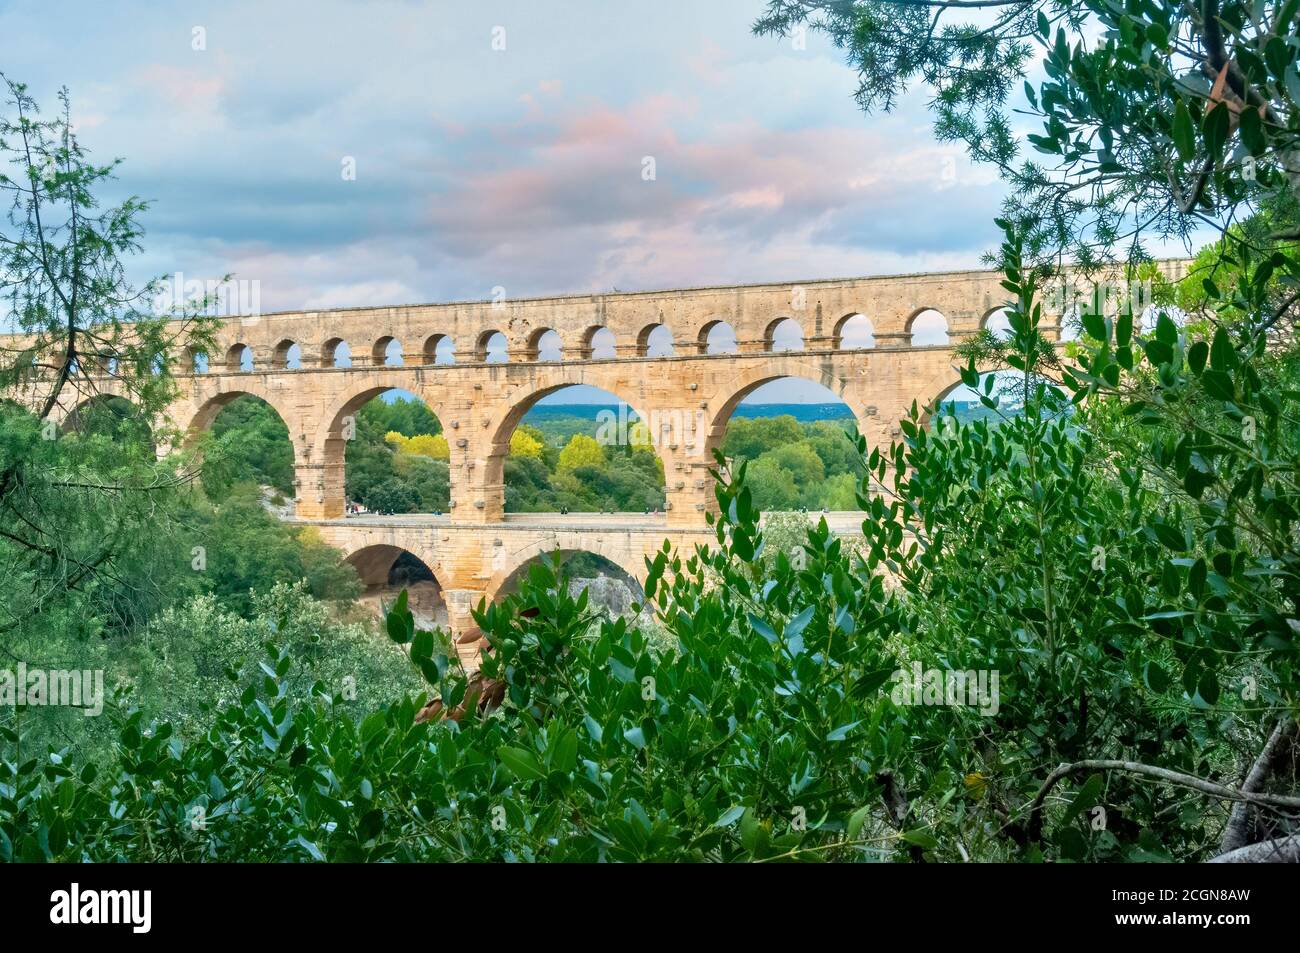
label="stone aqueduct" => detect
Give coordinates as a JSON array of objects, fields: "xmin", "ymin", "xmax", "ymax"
[{"xmin": 27, "ymin": 263, "xmax": 1187, "ymax": 637}]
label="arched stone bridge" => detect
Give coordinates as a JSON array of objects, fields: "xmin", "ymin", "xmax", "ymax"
[{"xmin": 23, "ymin": 262, "xmax": 1188, "ymax": 636}]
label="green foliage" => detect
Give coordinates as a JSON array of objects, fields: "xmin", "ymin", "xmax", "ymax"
[
  {"xmin": 185, "ymin": 484, "xmax": 362, "ymax": 616},
  {"xmin": 723, "ymin": 415, "xmax": 865, "ymax": 510},
  {"xmin": 344, "ymin": 398, "xmax": 450, "ymax": 513},
  {"xmin": 202, "ymin": 395, "xmax": 294, "ymax": 498},
  {"xmin": 755, "ymin": 1, "xmax": 1300, "ymax": 271}
]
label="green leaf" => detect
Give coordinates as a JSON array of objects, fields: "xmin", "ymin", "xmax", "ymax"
[
  {"xmin": 900, "ymin": 829, "xmax": 937, "ymax": 850},
  {"xmin": 1210, "ymin": 328, "xmax": 1235, "ymax": 371},
  {"xmin": 1172, "ymin": 100, "xmax": 1195, "ymax": 160},
  {"xmin": 847, "ymin": 805, "xmax": 871, "ymax": 841},
  {"xmin": 1068, "ymin": 774, "xmax": 1104, "ymax": 817},
  {"xmin": 747, "ymin": 613, "xmax": 778, "ymax": 645},
  {"xmin": 551, "ymin": 729, "xmax": 579, "ymax": 774},
  {"xmin": 1197, "ymin": 669, "xmax": 1220, "ymax": 706},
  {"xmin": 497, "ymin": 746, "xmax": 546, "ymax": 782},
  {"xmin": 1082, "ymin": 311, "xmax": 1107, "ymax": 341},
  {"xmin": 714, "ymin": 805, "xmax": 745, "ymax": 828},
  {"xmin": 1201, "ymin": 369, "xmax": 1235, "ymax": 401},
  {"xmin": 1151, "ymin": 522, "xmax": 1188, "ymax": 551},
  {"xmin": 297, "ymin": 836, "xmax": 326, "ymax": 861},
  {"xmin": 1144, "ymin": 661, "xmax": 1171, "ymax": 693},
  {"xmin": 826, "ymin": 720, "xmax": 862, "ymax": 742}
]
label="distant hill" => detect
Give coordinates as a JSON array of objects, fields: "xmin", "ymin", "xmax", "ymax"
[{"xmin": 524, "ymin": 400, "xmax": 999, "ymax": 429}]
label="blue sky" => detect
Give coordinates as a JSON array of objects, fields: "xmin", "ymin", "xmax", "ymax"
[
  {"xmin": 0, "ymin": 0, "xmax": 1010, "ymax": 305},
  {"xmin": 2, "ymin": 0, "xmax": 1022, "ymax": 404}
]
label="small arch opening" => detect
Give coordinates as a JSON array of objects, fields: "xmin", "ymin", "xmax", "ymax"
[
  {"xmin": 422, "ymin": 333, "xmax": 455, "ymax": 365},
  {"xmin": 322, "ymin": 338, "xmax": 352, "ymax": 368},
  {"xmin": 835, "ymin": 313, "xmax": 875, "ymax": 349},
  {"xmin": 273, "ymin": 339, "xmax": 303, "ymax": 369},
  {"xmin": 637, "ymin": 323, "xmax": 674, "ymax": 358},
  {"xmin": 531, "ymin": 328, "xmax": 563, "ymax": 362},
  {"xmin": 226, "ymin": 343, "xmax": 254, "ymax": 372},
  {"xmin": 982, "ymin": 308, "xmax": 1013, "ymax": 341},
  {"xmin": 478, "ymin": 330, "xmax": 509, "ymax": 363},
  {"xmin": 583, "ymin": 326, "xmax": 616, "ymax": 359},
  {"xmin": 701, "ymin": 320, "xmax": 738, "ymax": 355},
  {"xmin": 908, "ymin": 309, "xmax": 950, "ymax": 347},
  {"xmin": 373, "ymin": 336, "xmax": 404, "ymax": 366},
  {"xmin": 767, "ymin": 318, "xmax": 804, "ymax": 352}
]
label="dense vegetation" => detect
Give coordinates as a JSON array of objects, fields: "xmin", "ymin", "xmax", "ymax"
[{"xmin": 3, "ymin": 0, "xmax": 1300, "ymax": 862}]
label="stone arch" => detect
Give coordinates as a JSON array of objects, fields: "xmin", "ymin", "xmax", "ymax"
[
  {"xmin": 528, "ymin": 327, "xmax": 563, "ymax": 362},
  {"xmin": 422, "ymin": 333, "xmax": 454, "ymax": 365},
  {"xmin": 313, "ymin": 376, "xmax": 450, "ymax": 515},
  {"xmin": 372, "ymin": 335, "xmax": 403, "ymax": 366},
  {"xmin": 980, "ymin": 306, "xmax": 1012, "ymax": 340},
  {"xmin": 484, "ymin": 540, "xmax": 646, "ymax": 603},
  {"xmin": 317, "ymin": 378, "xmax": 449, "ymax": 450},
  {"xmin": 481, "ymin": 376, "xmax": 666, "ymax": 516},
  {"xmin": 225, "ymin": 343, "xmax": 253, "ymax": 372},
  {"xmin": 636, "ymin": 322, "xmax": 674, "ymax": 357},
  {"xmin": 833, "ymin": 313, "xmax": 875, "ymax": 349},
  {"xmin": 60, "ymin": 393, "xmax": 153, "ymax": 444},
  {"xmin": 698, "ymin": 319, "xmax": 738, "ymax": 355},
  {"xmin": 343, "ymin": 542, "xmax": 443, "ymax": 587},
  {"xmin": 765, "ymin": 317, "xmax": 804, "ymax": 352},
  {"xmin": 905, "ymin": 308, "xmax": 950, "ymax": 346},
  {"xmin": 476, "ymin": 330, "xmax": 508, "ymax": 363},
  {"xmin": 343, "ymin": 543, "xmax": 448, "ymax": 626},
  {"xmin": 701, "ymin": 358, "xmax": 867, "ymax": 459},
  {"xmin": 182, "ymin": 387, "xmax": 299, "ymax": 448},
  {"xmin": 913, "ymin": 361, "xmax": 1034, "ymax": 429},
  {"xmin": 322, "ymin": 337, "xmax": 351, "ymax": 368},
  {"xmin": 580, "ymin": 325, "xmax": 617, "ymax": 360},
  {"xmin": 187, "ymin": 347, "xmax": 210, "ymax": 374},
  {"xmin": 273, "ymin": 339, "xmax": 302, "ymax": 369}
]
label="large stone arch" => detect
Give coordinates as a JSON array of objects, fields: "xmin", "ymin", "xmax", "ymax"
[
  {"xmin": 484, "ymin": 537, "xmax": 647, "ymax": 602},
  {"xmin": 311, "ymin": 374, "xmax": 450, "ymax": 517},
  {"xmin": 342, "ymin": 541, "xmax": 445, "ymax": 588},
  {"xmin": 699, "ymin": 357, "xmax": 869, "ymax": 458},
  {"xmin": 462, "ymin": 369, "xmax": 670, "ymax": 520},
  {"xmin": 479, "ymin": 374, "xmax": 665, "ymax": 501},
  {"xmin": 314, "ymin": 373, "xmax": 449, "ymax": 452},
  {"xmin": 181, "ymin": 385, "xmax": 297, "ymax": 447},
  {"xmin": 59, "ymin": 392, "xmax": 146, "ymax": 432}
]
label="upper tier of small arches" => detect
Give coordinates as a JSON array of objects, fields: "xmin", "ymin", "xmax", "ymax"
[{"xmin": 185, "ymin": 310, "xmax": 1014, "ymax": 374}]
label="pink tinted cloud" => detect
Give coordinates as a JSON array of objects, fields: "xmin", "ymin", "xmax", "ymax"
[{"xmin": 134, "ymin": 63, "xmax": 225, "ymax": 110}]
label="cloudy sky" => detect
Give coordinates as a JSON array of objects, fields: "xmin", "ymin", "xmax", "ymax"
[{"xmin": 1, "ymin": 0, "xmax": 1011, "ymax": 314}]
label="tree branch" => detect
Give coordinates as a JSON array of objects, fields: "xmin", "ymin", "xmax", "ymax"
[{"xmin": 1026, "ymin": 758, "xmax": 1300, "ymax": 842}]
